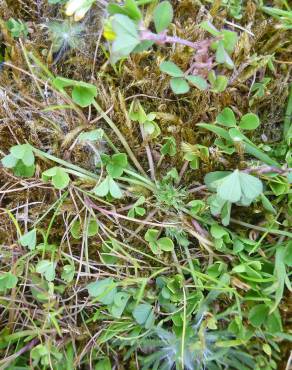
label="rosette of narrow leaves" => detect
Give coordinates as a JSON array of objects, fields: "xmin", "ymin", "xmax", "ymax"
[
  {"xmin": 145, "ymin": 229, "xmax": 174, "ymax": 254},
  {"xmin": 1, "ymin": 144, "xmax": 35, "ymax": 177},
  {"xmin": 160, "ymin": 61, "xmax": 207, "ymax": 94}
]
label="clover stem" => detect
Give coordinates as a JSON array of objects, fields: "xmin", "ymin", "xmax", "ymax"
[{"xmin": 140, "ymin": 29, "xmax": 211, "ymax": 50}]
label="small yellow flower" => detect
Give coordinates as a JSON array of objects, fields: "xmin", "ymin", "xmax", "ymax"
[
  {"xmin": 103, "ymin": 20, "xmax": 116, "ymax": 41},
  {"xmin": 65, "ymin": 0, "xmax": 94, "ymax": 22}
]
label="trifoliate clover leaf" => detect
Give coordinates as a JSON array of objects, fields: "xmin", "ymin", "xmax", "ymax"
[
  {"xmin": 216, "ymin": 170, "xmax": 263, "ymax": 203},
  {"xmin": 93, "ymin": 176, "xmax": 123, "ymax": 199},
  {"xmin": 102, "ymin": 153, "xmax": 128, "ymax": 178},
  {"xmin": 42, "ymin": 167, "xmax": 70, "ymax": 190},
  {"xmin": 145, "ymin": 229, "xmax": 174, "ymax": 254},
  {"xmin": 10, "ymin": 144, "xmax": 35, "ymax": 166}
]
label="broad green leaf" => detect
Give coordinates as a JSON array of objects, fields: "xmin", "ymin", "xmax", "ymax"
[
  {"xmin": 265, "ymin": 309, "xmax": 282, "ymax": 333},
  {"xmin": 238, "ymin": 172, "xmax": 263, "ymax": 200},
  {"xmin": 186, "ymin": 75, "xmax": 208, "ymax": 90},
  {"xmin": 108, "ymin": 0, "xmax": 142, "ymax": 21},
  {"xmin": 0, "ymin": 272, "xmax": 18, "ymax": 291},
  {"xmin": 36, "ymin": 260, "xmax": 56, "ymax": 282},
  {"xmin": 10, "ymin": 144, "xmax": 35, "ymax": 166},
  {"xmin": 19, "ymin": 229, "xmax": 37, "ymax": 250},
  {"xmin": 218, "ymin": 170, "xmax": 241, "ymax": 202},
  {"xmin": 216, "ymin": 108, "xmax": 237, "ymax": 127},
  {"xmin": 170, "ymin": 77, "xmax": 189, "ymax": 94},
  {"xmin": 153, "ymin": 1, "xmax": 173, "ymax": 33},
  {"xmin": 157, "ymin": 237, "xmax": 174, "ymax": 251},
  {"xmin": 145, "ymin": 229, "xmax": 159, "ymax": 242},
  {"xmin": 209, "ymin": 74, "xmax": 228, "ymax": 93},
  {"xmin": 144, "ymin": 120, "xmax": 161, "ymax": 138},
  {"xmin": 1, "ymin": 153, "xmax": 18, "ymax": 168},
  {"xmin": 95, "ymin": 357, "xmax": 111, "ymax": 370},
  {"xmin": 110, "ymin": 292, "xmax": 130, "ymax": 318},
  {"xmin": 111, "ymin": 15, "xmax": 140, "ymax": 62},
  {"xmin": 260, "ymin": 194, "xmax": 276, "ymax": 214},
  {"xmin": 78, "ymin": 129, "xmax": 104, "ymax": 142},
  {"xmin": 72, "ymin": 85, "xmax": 97, "ymax": 107},
  {"xmin": 133, "ymin": 303, "xmax": 153, "ymax": 325},
  {"xmin": 71, "ymin": 220, "xmax": 81, "ymax": 239},
  {"xmin": 87, "ymin": 278, "xmax": 117, "ymax": 305},
  {"xmin": 43, "ymin": 167, "xmax": 70, "ymax": 190},
  {"xmin": 6, "ymin": 18, "xmax": 28, "ymax": 38},
  {"xmin": 160, "ymin": 136, "xmax": 176, "ymax": 156},
  {"xmin": 228, "ymin": 127, "xmax": 245, "ymax": 142},
  {"xmin": 106, "ymin": 153, "xmax": 128, "ymax": 178},
  {"xmin": 239, "ymin": 113, "xmax": 260, "ymax": 130},
  {"xmin": 248, "ymin": 304, "xmax": 269, "ymax": 327},
  {"xmin": 61, "ymin": 264, "xmax": 75, "ymax": 283},
  {"xmin": 13, "ymin": 162, "xmax": 35, "ymax": 177},
  {"xmin": 215, "ymin": 41, "xmax": 234, "ymax": 69},
  {"xmin": 211, "ymin": 224, "xmax": 229, "ymax": 239},
  {"xmin": 87, "ymin": 219, "xmax": 99, "ymax": 236},
  {"xmin": 221, "ymin": 30, "xmax": 238, "ymax": 53},
  {"xmin": 204, "ymin": 171, "xmax": 231, "ymax": 191},
  {"xmin": 53, "ymin": 77, "xmax": 97, "ymax": 105},
  {"xmin": 109, "ymin": 177, "xmax": 123, "ymax": 198},
  {"xmin": 93, "ymin": 177, "xmax": 110, "ymax": 197},
  {"xmin": 269, "ymin": 180, "xmax": 289, "ymax": 196},
  {"xmin": 160, "ymin": 61, "xmax": 184, "ymax": 77},
  {"xmin": 217, "ymin": 170, "xmax": 263, "ymax": 203},
  {"xmin": 128, "ymin": 100, "xmax": 148, "ymax": 123}
]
